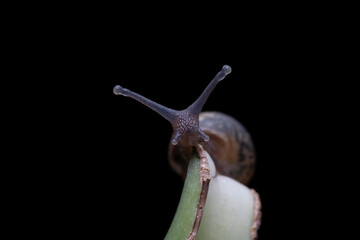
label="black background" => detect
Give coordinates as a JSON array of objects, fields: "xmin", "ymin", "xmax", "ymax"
[
  {"xmin": 48, "ymin": 44, "xmax": 313, "ymax": 239},
  {"xmin": 11, "ymin": 8, "xmax": 342, "ymax": 239}
]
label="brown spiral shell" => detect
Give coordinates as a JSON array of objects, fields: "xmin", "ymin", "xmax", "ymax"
[{"xmin": 169, "ymin": 111, "xmax": 256, "ymax": 185}]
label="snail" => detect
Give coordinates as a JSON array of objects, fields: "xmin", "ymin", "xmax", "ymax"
[
  {"xmin": 113, "ymin": 65, "xmax": 256, "ymax": 185},
  {"xmin": 170, "ymin": 111, "xmax": 256, "ymax": 185},
  {"xmin": 113, "ymin": 65, "xmax": 261, "ymax": 239}
]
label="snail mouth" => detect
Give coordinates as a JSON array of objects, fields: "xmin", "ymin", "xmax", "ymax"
[
  {"xmin": 171, "ymin": 134, "xmax": 195, "ymax": 147},
  {"xmin": 171, "ymin": 130, "xmax": 210, "ymax": 147}
]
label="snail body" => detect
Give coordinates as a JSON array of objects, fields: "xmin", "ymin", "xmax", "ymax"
[
  {"xmin": 169, "ymin": 111, "xmax": 256, "ymax": 185},
  {"xmin": 114, "ymin": 65, "xmax": 261, "ymax": 239}
]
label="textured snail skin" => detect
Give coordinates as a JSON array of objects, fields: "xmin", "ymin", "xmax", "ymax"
[{"xmin": 169, "ymin": 111, "xmax": 256, "ymax": 185}]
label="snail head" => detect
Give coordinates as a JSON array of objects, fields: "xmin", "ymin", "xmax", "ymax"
[{"xmin": 113, "ymin": 65, "xmax": 232, "ymax": 147}]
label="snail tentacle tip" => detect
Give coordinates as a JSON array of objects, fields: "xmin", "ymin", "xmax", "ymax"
[
  {"xmin": 171, "ymin": 138, "xmax": 179, "ymax": 145},
  {"xmin": 222, "ymin": 65, "xmax": 232, "ymax": 75},
  {"xmin": 113, "ymin": 85, "xmax": 127, "ymax": 96},
  {"xmin": 171, "ymin": 132, "xmax": 181, "ymax": 145},
  {"xmin": 203, "ymin": 135, "xmax": 210, "ymax": 142},
  {"xmin": 113, "ymin": 85, "xmax": 124, "ymax": 95},
  {"xmin": 198, "ymin": 130, "xmax": 210, "ymax": 142}
]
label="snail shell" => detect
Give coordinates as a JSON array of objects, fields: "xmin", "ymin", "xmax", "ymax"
[{"xmin": 169, "ymin": 111, "xmax": 256, "ymax": 185}]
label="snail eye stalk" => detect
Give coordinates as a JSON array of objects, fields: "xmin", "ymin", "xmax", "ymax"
[
  {"xmin": 113, "ymin": 85, "xmax": 178, "ymax": 123},
  {"xmin": 113, "ymin": 65, "xmax": 232, "ymax": 146},
  {"xmin": 188, "ymin": 65, "xmax": 231, "ymax": 116}
]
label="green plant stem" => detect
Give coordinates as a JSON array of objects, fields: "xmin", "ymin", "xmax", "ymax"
[
  {"xmin": 165, "ymin": 151, "xmax": 259, "ymax": 240},
  {"xmin": 164, "ymin": 155, "xmax": 202, "ymax": 240}
]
